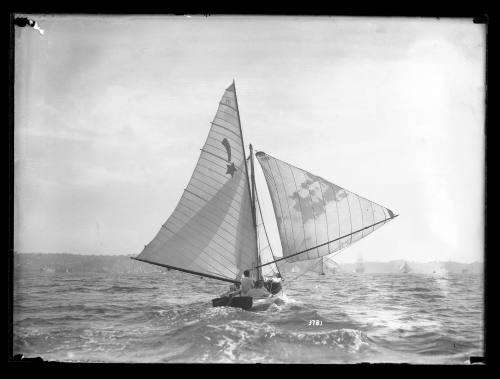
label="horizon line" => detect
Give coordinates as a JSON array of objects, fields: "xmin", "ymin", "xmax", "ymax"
[{"xmin": 12, "ymin": 251, "xmax": 484, "ymax": 264}]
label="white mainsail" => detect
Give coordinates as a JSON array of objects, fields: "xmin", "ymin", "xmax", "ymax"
[
  {"xmin": 135, "ymin": 83, "xmax": 258, "ymax": 282},
  {"xmin": 255, "ymin": 151, "xmax": 397, "ymax": 264}
]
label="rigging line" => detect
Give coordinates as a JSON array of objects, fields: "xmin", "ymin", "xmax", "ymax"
[
  {"xmin": 160, "ymin": 222, "xmax": 239, "ymax": 278},
  {"xmin": 253, "ymin": 214, "xmax": 398, "ymax": 270},
  {"xmin": 255, "ymin": 186, "xmax": 281, "ymax": 277}
]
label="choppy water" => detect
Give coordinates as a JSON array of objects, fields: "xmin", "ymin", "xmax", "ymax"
[{"xmin": 13, "ymin": 270, "xmax": 484, "ymax": 363}]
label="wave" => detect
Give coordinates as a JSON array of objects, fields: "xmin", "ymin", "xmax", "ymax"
[
  {"xmin": 99, "ymin": 285, "xmax": 160, "ymax": 293},
  {"xmin": 13, "ymin": 271, "xmax": 484, "ymax": 364}
]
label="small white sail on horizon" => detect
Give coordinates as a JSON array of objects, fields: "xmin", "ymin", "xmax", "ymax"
[{"xmin": 399, "ymin": 261, "xmax": 411, "ymax": 274}]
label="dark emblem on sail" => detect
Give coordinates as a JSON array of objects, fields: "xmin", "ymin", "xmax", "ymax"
[{"xmin": 221, "ymin": 138, "xmax": 237, "ymax": 177}]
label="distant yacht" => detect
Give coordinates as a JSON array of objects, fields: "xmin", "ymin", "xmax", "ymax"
[
  {"xmin": 354, "ymin": 258, "xmax": 365, "ymax": 274},
  {"xmin": 399, "ymin": 261, "xmax": 411, "ymax": 274},
  {"xmin": 432, "ymin": 265, "xmax": 448, "ymax": 277},
  {"xmin": 324, "ymin": 259, "xmax": 342, "ymax": 274}
]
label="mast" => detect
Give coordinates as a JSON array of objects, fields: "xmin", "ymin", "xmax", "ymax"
[
  {"xmin": 249, "ymin": 143, "xmax": 262, "ymax": 281},
  {"xmin": 232, "ymin": 80, "xmax": 260, "ymax": 280}
]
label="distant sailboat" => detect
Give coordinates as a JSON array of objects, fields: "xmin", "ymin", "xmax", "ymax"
[
  {"xmin": 319, "ymin": 258, "xmax": 326, "ymax": 276},
  {"xmin": 324, "ymin": 259, "xmax": 342, "ymax": 274},
  {"xmin": 354, "ymin": 258, "xmax": 365, "ymax": 274},
  {"xmin": 133, "ymin": 82, "xmax": 398, "ymax": 311},
  {"xmin": 433, "ymin": 264, "xmax": 448, "ymax": 277},
  {"xmin": 399, "ymin": 261, "xmax": 411, "ymax": 274}
]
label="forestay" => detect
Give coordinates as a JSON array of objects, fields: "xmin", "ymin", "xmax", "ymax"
[
  {"xmin": 136, "ymin": 83, "xmax": 258, "ymax": 281},
  {"xmin": 255, "ymin": 151, "xmax": 396, "ymax": 263}
]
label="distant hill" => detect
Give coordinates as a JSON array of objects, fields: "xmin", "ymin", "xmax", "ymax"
[
  {"xmin": 338, "ymin": 260, "xmax": 483, "ymax": 275},
  {"xmin": 12, "ymin": 253, "xmax": 483, "ymax": 276},
  {"xmin": 13, "ymin": 253, "xmax": 165, "ymax": 275}
]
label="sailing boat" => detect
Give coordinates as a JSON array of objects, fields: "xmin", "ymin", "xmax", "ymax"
[
  {"xmin": 354, "ymin": 257, "xmax": 365, "ymax": 274},
  {"xmin": 132, "ymin": 82, "xmax": 398, "ymax": 311},
  {"xmin": 319, "ymin": 258, "xmax": 326, "ymax": 276},
  {"xmin": 399, "ymin": 261, "xmax": 411, "ymax": 274},
  {"xmin": 324, "ymin": 259, "xmax": 342, "ymax": 274}
]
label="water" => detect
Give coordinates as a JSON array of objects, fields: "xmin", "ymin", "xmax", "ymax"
[{"xmin": 13, "ymin": 270, "xmax": 484, "ymax": 363}]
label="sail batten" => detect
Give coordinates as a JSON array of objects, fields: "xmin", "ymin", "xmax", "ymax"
[
  {"xmin": 256, "ymin": 151, "xmax": 397, "ymax": 264},
  {"xmin": 135, "ymin": 84, "xmax": 258, "ymax": 281}
]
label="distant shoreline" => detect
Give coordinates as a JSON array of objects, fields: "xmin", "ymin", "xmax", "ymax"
[
  {"xmin": 12, "ymin": 252, "xmax": 483, "ymax": 275},
  {"xmin": 11, "ymin": 251, "xmax": 484, "ymax": 265}
]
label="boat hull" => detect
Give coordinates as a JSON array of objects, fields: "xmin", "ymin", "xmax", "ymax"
[
  {"xmin": 212, "ymin": 291, "xmax": 283, "ymax": 311},
  {"xmin": 211, "ymin": 296, "xmax": 253, "ymax": 310}
]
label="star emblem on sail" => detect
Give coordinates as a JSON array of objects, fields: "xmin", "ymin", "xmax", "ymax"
[{"xmin": 221, "ymin": 138, "xmax": 237, "ymax": 177}]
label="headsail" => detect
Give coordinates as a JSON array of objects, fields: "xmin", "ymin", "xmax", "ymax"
[
  {"xmin": 135, "ymin": 83, "xmax": 258, "ymax": 282},
  {"xmin": 255, "ymin": 151, "xmax": 397, "ymax": 264}
]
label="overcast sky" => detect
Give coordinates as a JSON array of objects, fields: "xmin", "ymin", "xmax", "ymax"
[{"xmin": 14, "ymin": 15, "xmax": 485, "ymax": 263}]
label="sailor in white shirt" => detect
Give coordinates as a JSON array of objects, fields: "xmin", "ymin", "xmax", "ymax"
[{"xmin": 240, "ymin": 270, "xmax": 255, "ymax": 295}]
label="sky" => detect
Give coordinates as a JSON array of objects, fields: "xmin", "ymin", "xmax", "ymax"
[{"xmin": 14, "ymin": 15, "xmax": 485, "ymax": 263}]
